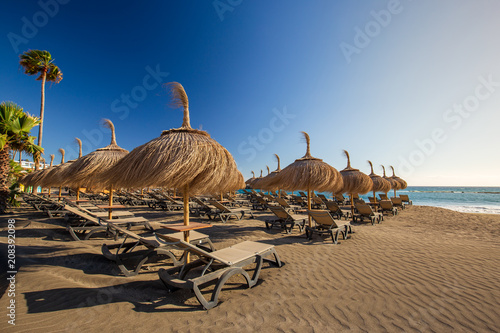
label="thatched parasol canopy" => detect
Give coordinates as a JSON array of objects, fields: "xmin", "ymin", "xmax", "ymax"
[
  {"xmin": 248, "ymin": 169, "xmax": 263, "ymax": 189},
  {"xmin": 39, "ymin": 148, "xmax": 66, "ymax": 188},
  {"xmin": 339, "ymin": 150, "xmax": 372, "ymax": 217},
  {"xmin": 389, "ymin": 165, "xmax": 407, "ymax": 196},
  {"xmin": 256, "ymin": 154, "xmax": 282, "ymax": 191},
  {"xmin": 339, "ymin": 150, "xmax": 372, "ymax": 196},
  {"xmin": 367, "ymin": 161, "xmax": 391, "ymax": 202},
  {"xmin": 381, "ymin": 165, "xmax": 399, "ymax": 196},
  {"xmin": 264, "ymin": 132, "xmax": 343, "ymax": 226},
  {"xmin": 245, "ymin": 171, "xmax": 256, "ymax": 186},
  {"xmin": 102, "ymin": 82, "xmax": 244, "ymax": 234},
  {"xmin": 61, "ymin": 121, "xmax": 128, "ymax": 189}
]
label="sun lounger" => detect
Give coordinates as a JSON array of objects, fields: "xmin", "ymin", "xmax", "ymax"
[
  {"xmin": 378, "ymin": 193, "xmax": 389, "ymax": 201},
  {"xmin": 378, "ymin": 200, "xmax": 398, "ymax": 216},
  {"xmin": 325, "ymin": 201, "xmax": 351, "ymax": 220},
  {"xmin": 252, "ymin": 196, "xmax": 269, "ymax": 210},
  {"xmin": 399, "ymin": 194, "xmax": 412, "ymax": 205},
  {"xmin": 102, "ymin": 222, "xmax": 213, "ymax": 276},
  {"xmin": 353, "ymin": 203, "xmax": 383, "ymax": 225},
  {"xmin": 306, "ymin": 210, "xmax": 353, "ymax": 244},
  {"xmin": 156, "ymin": 235, "xmax": 282, "ymax": 309},
  {"xmin": 275, "ymin": 197, "xmax": 301, "ymax": 213},
  {"xmin": 391, "ymin": 197, "xmax": 406, "ymax": 210},
  {"xmin": 207, "ymin": 200, "xmax": 254, "ymax": 222},
  {"xmin": 317, "ymin": 194, "xmax": 330, "ymax": 203},
  {"xmin": 266, "ymin": 205, "xmax": 306, "ymax": 234},
  {"xmin": 63, "ymin": 205, "xmax": 152, "ymax": 241},
  {"xmin": 189, "ymin": 197, "xmax": 216, "ymax": 217}
]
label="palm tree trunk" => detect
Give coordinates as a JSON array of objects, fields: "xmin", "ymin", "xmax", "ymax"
[
  {"xmin": 38, "ymin": 71, "xmax": 46, "ymax": 147},
  {"xmin": 34, "ymin": 71, "xmax": 47, "ymax": 171},
  {"xmin": 0, "ymin": 144, "xmax": 11, "ymax": 213}
]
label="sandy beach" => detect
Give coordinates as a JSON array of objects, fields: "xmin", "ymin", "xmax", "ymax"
[{"xmin": 1, "ymin": 204, "xmax": 500, "ymax": 332}]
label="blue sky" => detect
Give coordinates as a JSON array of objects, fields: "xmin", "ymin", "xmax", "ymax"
[{"xmin": 1, "ymin": 0, "xmax": 499, "ymax": 186}]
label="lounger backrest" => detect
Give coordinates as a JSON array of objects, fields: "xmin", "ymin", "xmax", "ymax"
[
  {"xmin": 355, "ymin": 203, "xmax": 374, "ymax": 216},
  {"xmin": 379, "ymin": 200, "xmax": 393, "ymax": 209},
  {"xmin": 208, "ymin": 200, "xmax": 230, "ymax": 212},
  {"xmin": 312, "ymin": 197, "xmax": 323, "ymax": 204},
  {"xmin": 256, "ymin": 197, "xmax": 268, "ymax": 205},
  {"xmin": 325, "ymin": 201, "xmax": 341, "ymax": 213},
  {"xmin": 400, "ymin": 194, "xmax": 409, "ymax": 201},
  {"xmin": 63, "ymin": 205, "xmax": 100, "ymax": 223},
  {"xmin": 391, "ymin": 197, "xmax": 402, "ymax": 205},
  {"xmin": 379, "ymin": 194, "xmax": 388, "ymax": 200},
  {"xmin": 268, "ymin": 205, "xmax": 291, "ymax": 220},
  {"xmin": 318, "ymin": 194, "xmax": 329, "ymax": 202},
  {"xmin": 155, "ymin": 234, "xmax": 240, "ymax": 266},
  {"xmin": 308, "ymin": 210, "xmax": 337, "ymax": 227},
  {"xmin": 276, "ymin": 197, "xmax": 289, "ymax": 208}
]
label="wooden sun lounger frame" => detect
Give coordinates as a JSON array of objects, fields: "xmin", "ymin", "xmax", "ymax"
[{"xmin": 156, "ymin": 235, "xmax": 282, "ymax": 310}]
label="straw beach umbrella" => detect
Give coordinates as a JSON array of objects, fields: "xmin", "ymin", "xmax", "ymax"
[
  {"xmin": 103, "ymin": 82, "xmax": 244, "ymax": 240},
  {"xmin": 381, "ymin": 165, "xmax": 399, "ymax": 198},
  {"xmin": 39, "ymin": 148, "xmax": 68, "ymax": 199},
  {"xmin": 367, "ymin": 161, "xmax": 391, "ymax": 203},
  {"xmin": 389, "ymin": 165, "xmax": 407, "ymax": 197},
  {"xmin": 339, "ymin": 150, "xmax": 372, "ymax": 218},
  {"xmin": 61, "ymin": 120, "xmax": 129, "ymax": 214},
  {"xmin": 245, "ymin": 171, "xmax": 256, "ymax": 187},
  {"xmin": 256, "ymin": 154, "xmax": 283, "ymax": 195},
  {"xmin": 264, "ymin": 132, "xmax": 343, "ymax": 226}
]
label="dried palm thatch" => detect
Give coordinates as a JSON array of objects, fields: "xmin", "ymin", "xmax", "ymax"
[
  {"xmin": 381, "ymin": 165, "xmax": 399, "ymax": 196},
  {"xmin": 38, "ymin": 148, "xmax": 66, "ymax": 188},
  {"xmin": 256, "ymin": 154, "xmax": 283, "ymax": 192},
  {"xmin": 102, "ymin": 82, "xmax": 244, "ymax": 234},
  {"xmin": 22, "ymin": 154, "xmax": 55, "ymax": 187},
  {"xmin": 367, "ymin": 161, "xmax": 391, "ymax": 202},
  {"xmin": 264, "ymin": 132, "xmax": 343, "ymax": 226},
  {"xmin": 340, "ymin": 150, "xmax": 372, "ymax": 195},
  {"xmin": 248, "ymin": 170, "xmax": 263, "ymax": 189},
  {"xmin": 61, "ymin": 121, "xmax": 129, "ymax": 189},
  {"xmin": 390, "ymin": 165, "xmax": 407, "ymax": 196},
  {"xmin": 245, "ymin": 171, "xmax": 256, "ymax": 186},
  {"xmin": 339, "ymin": 150, "xmax": 372, "ymax": 217}
]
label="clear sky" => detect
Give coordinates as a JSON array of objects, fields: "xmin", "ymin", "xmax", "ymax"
[{"xmin": 1, "ymin": 0, "xmax": 499, "ymax": 186}]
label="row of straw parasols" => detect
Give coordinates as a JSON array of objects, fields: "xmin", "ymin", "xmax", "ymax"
[
  {"xmin": 20, "ymin": 82, "xmax": 245, "ymax": 242},
  {"xmin": 20, "ymin": 81, "xmax": 407, "ymax": 236},
  {"xmin": 245, "ymin": 133, "xmax": 408, "ymax": 226}
]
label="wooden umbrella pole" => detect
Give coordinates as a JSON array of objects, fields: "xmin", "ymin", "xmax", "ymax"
[
  {"xmin": 58, "ymin": 186, "xmax": 62, "ymax": 201},
  {"xmin": 76, "ymin": 188, "xmax": 80, "ymax": 201},
  {"xmin": 141, "ymin": 188, "xmax": 144, "ymax": 196},
  {"xmin": 350, "ymin": 194, "xmax": 354, "ymax": 221},
  {"xmin": 307, "ymin": 188, "xmax": 312, "ymax": 227},
  {"xmin": 220, "ymin": 192, "xmax": 223, "ymax": 202},
  {"xmin": 394, "ymin": 188, "xmax": 397, "ymax": 198},
  {"xmin": 108, "ymin": 184, "xmax": 113, "ymax": 219},
  {"xmin": 373, "ymin": 190, "xmax": 377, "ymax": 203},
  {"xmin": 183, "ymin": 184, "xmax": 190, "ymax": 263}
]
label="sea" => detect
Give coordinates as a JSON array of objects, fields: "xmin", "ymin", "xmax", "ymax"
[{"xmin": 241, "ymin": 186, "xmax": 500, "ymax": 214}]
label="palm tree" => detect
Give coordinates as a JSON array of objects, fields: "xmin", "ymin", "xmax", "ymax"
[
  {"xmin": 0, "ymin": 101, "xmax": 42, "ymax": 213},
  {"xmin": 19, "ymin": 49, "xmax": 63, "ymax": 149}
]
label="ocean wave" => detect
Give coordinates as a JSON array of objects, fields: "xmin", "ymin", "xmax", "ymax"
[
  {"xmin": 409, "ymin": 190, "xmax": 500, "ymax": 194},
  {"xmin": 422, "ymin": 204, "xmax": 500, "ymax": 214}
]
